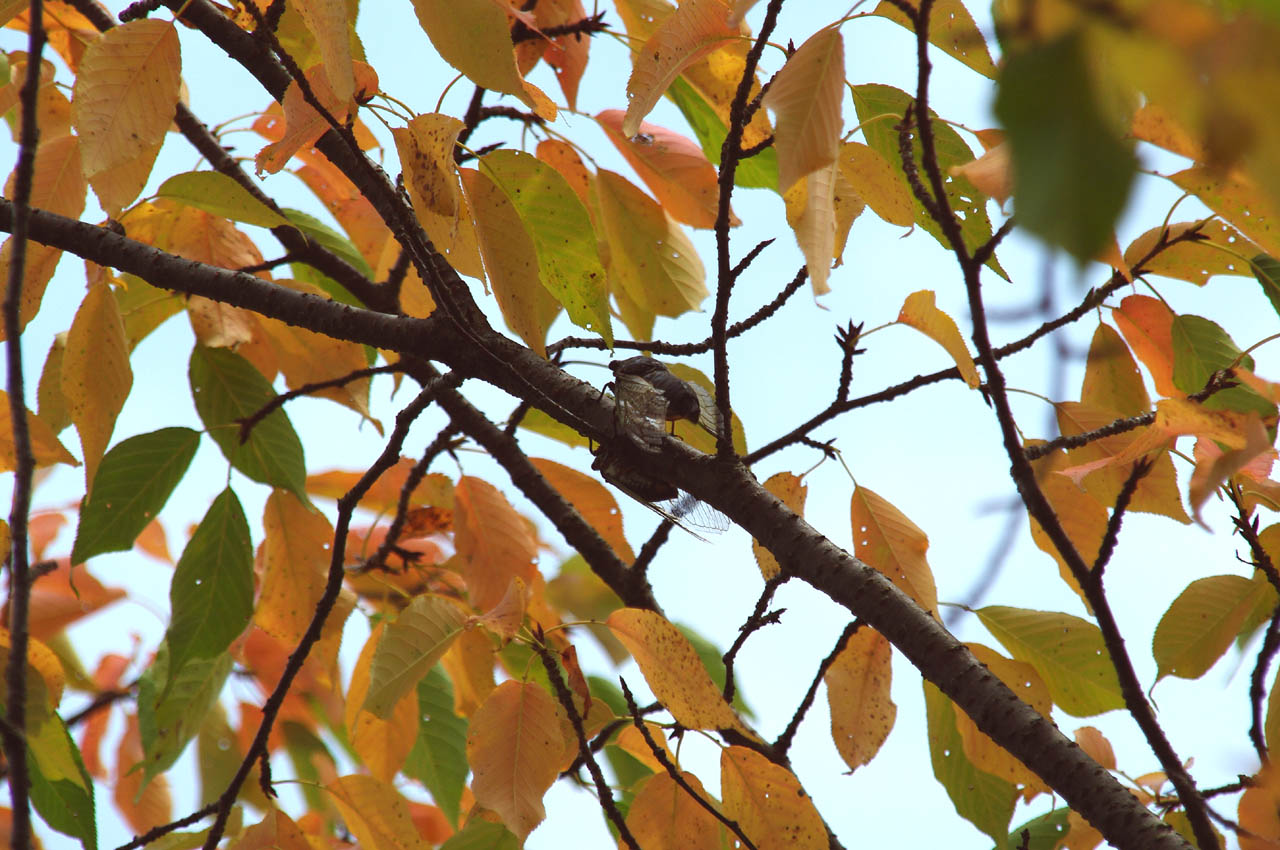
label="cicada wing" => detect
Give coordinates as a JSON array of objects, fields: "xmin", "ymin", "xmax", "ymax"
[
  {"xmin": 614, "ymin": 373, "xmax": 668, "ymax": 452},
  {"xmin": 687, "ymin": 381, "xmax": 724, "ymax": 439},
  {"xmin": 667, "ymin": 491, "xmax": 730, "ymax": 533}
]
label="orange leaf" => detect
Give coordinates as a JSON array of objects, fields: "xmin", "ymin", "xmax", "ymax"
[
  {"xmin": 536, "ymin": 139, "xmax": 592, "ymax": 206},
  {"xmin": 1082, "ymin": 323, "xmax": 1151, "ymax": 417},
  {"xmin": 28, "ymin": 560, "xmax": 125, "ymax": 640},
  {"xmin": 951, "ymin": 141, "xmax": 1012, "ymax": 205},
  {"xmin": 467, "ymin": 680, "xmax": 566, "ymax": 841},
  {"xmin": 440, "ymin": 625, "xmax": 497, "ymax": 717},
  {"xmin": 1168, "ymin": 167, "xmax": 1280, "ymax": 257},
  {"xmin": 410, "ymin": 0, "xmax": 555, "ymax": 120},
  {"xmin": 0, "ymin": 390, "xmax": 77, "ymax": 473},
  {"xmin": 752, "ymin": 472, "xmax": 806, "ymax": 579},
  {"xmin": 897, "ymin": 290, "xmax": 980, "ymax": 388},
  {"xmin": 26, "ymin": 512, "xmax": 66, "ymax": 561},
  {"xmin": 474, "ymin": 577, "xmax": 529, "ymax": 643},
  {"xmin": 1074, "ymin": 726, "xmax": 1116, "ymax": 770},
  {"xmin": 393, "ymin": 113, "xmax": 485, "ymax": 280},
  {"xmin": 255, "ymin": 490, "xmax": 334, "ymax": 647},
  {"xmin": 327, "ymin": 774, "xmax": 431, "ymax": 850},
  {"xmin": 1240, "ymin": 767, "xmax": 1280, "ymax": 850},
  {"xmin": 454, "ymin": 476, "xmax": 539, "ymax": 611},
  {"xmin": 597, "ymin": 111, "xmax": 731, "ymax": 229},
  {"xmin": 460, "ymin": 167, "xmax": 560, "ymax": 356},
  {"xmin": 255, "ymin": 61, "xmax": 378, "ymax": 174},
  {"xmin": 1123, "ymin": 220, "xmax": 1260, "ymax": 286},
  {"xmin": 720, "ymin": 745, "xmax": 826, "ymax": 850},
  {"xmin": 850, "ymin": 486, "xmax": 939, "ymax": 616},
  {"xmin": 71, "ymin": 20, "xmax": 180, "ymax": 214},
  {"xmin": 559, "ymin": 644, "xmax": 591, "ymax": 716},
  {"xmin": 1131, "ymin": 103, "xmax": 1206, "ymax": 162},
  {"xmin": 114, "ymin": 714, "xmax": 172, "ymax": 835},
  {"xmin": 606, "ymin": 608, "xmax": 747, "ymax": 733},
  {"xmin": 61, "ymin": 283, "xmax": 132, "ymax": 489},
  {"xmin": 1189, "ymin": 417, "xmax": 1274, "ymax": 526},
  {"xmin": 626, "ymin": 771, "xmax": 725, "ymax": 850},
  {"xmin": 622, "ymin": 0, "xmax": 737, "ymax": 137},
  {"xmin": 763, "ymin": 26, "xmax": 844, "ymax": 192},
  {"xmin": 1028, "ymin": 447, "xmax": 1109, "ymax": 600},
  {"xmin": 230, "ymin": 809, "xmax": 312, "ymax": 850},
  {"xmin": 345, "ymin": 623, "xmax": 420, "ymax": 782},
  {"xmin": 79, "ymin": 652, "xmax": 129, "ymax": 779},
  {"xmin": 1113, "ymin": 294, "xmax": 1178, "ymax": 397},
  {"xmin": 307, "ymin": 460, "xmax": 454, "ymax": 513},
  {"xmin": 0, "ymin": 240, "xmax": 63, "ymax": 340},
  {"xmin": 530, "ymin": 457, "xmax": 633, "ymax": 560},
  {"xmin": 953, "ymin": 644, "xmax": 1051, "ymax": 798},
  {"xmin": 532, "ymin": 0, "xmax": 590, "ymax": 109},
  {"xmin": 825, "ymin": 626, "xmax": 895, "ymax": 771}
]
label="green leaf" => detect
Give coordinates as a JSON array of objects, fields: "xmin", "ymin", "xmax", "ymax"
[
  {"xmin": 851, "ymin": 83, "xmax": 1007, "ymax": 278},
  {"xmin": 362, "ymin": 595, "xmax": 467, "ymax": 719},
  {"xmin": 71, "ymin": 427, "xmax": 200, "ymax": 564},
  {"xmin": 281, "ymin": 207, "xmax": 375, "ymax": 278},
  {"xmin": 975, "ymin": 606, "xmax": 1125, "ymax": 716},
  {"xmin": 1152, "ymin": 574, "xmax": 1257, "ymax": 680},
  {"xmin": 283, "ymin": 721, "xmax": 339, "ymax": 814},
  {"xmin": 114, "ymin": 274, "xmax": 183, "ymax": 351},
  {"xmin": 994, "ymin": 33, "xmax": 1136, "ymax": 261},
  {"xmin": 518, "ymin": 407, "xmax": 593, "ymax": 450},
  {"xmin": 156, "ymin": 171, "xmax": 291, "ymax": 229},
  {"xmin": 403, "ymin": 666, "xmax": 470, "ymax": 827},
  {"xmin": 1252, "ymin": 254, "xmax": 1280, "ymax": 320},
  {"xmin": 997, "ymin": 807, "xmax": 1071, "ymax": 850},
  {"xmin": 480, "ymin": 149, "xmax": 613, "ymax": 344},
  {"xmin": 666, "ymin": 74, "xmax": 779, "ymax": 190},
  {"xmin": 189, "ymin": 346, "xmax": 307, "ymax": 497},
  {"xmin": 1170, "ymin": 314, "xmax": 1274, "ymax": 416},
  {"xmin": 37, "ymin": 335, "xmax": 70, "ymax": 434},
  {"xmin": 923, "ymin": 681, "xmax": 1016, "ymax": 845},
  {"xmin": 438, "ymin": 818, "xmax": 520, "ymax": 850},
  {"xmin": 28, "ymin": 713, "xmax": 96, "ymax": 850},
  {"xmin": 164, "ymin": 488, "xmax": 253, "ymax": 687},
  {"xmin": 138, "ymin": 646, "xmax": 233, "ymax": 781}
]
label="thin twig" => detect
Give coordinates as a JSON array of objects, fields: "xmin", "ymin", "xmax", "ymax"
[
  {"xmin": 722, "ymin": 575, "xmax": 787, "ymax": 705},
  {"xmin": 237, "ymin": 365, "xmax": 404, "ymax": 442},
  {"xmin": 774, "ymin": 621, "xmax": 860, "ymax": 757}
]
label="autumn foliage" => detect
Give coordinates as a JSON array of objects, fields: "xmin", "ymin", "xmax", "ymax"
[{"xmin": 3, "ymin": 0, "xmax": 1280, "ymax": 849}]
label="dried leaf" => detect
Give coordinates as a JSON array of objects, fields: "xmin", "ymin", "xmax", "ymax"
[{"xmin": 763, "ymin": 26, "xmax": 844, "ymax": 192}]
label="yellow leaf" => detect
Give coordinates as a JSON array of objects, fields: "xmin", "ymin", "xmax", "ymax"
[
  {"xmin": 606, "ymin": 608, "xmax": 747, "ymax": 733},
  {"xmin": 7, "ymin": 135, "xmax": 85, "ymax": 220},
  {"xmin": 1169, "ymin": 167, "xmax": 1280, "ymax": 257},
  {"xmin": 0, "ymin": 239, "xmax": 63, "ymax": 341},
  {"xmin": 71, "ymin": 20, "xmax": 180, "ymax": 214},
  {"xmin": 783, "ymin": 161, "xmax": 838, "ymax": 294},
  {"xmin": 1130, "ymin": 102, "xmax": 1207, "ymax": 162},
  {"xmin": 1081, "ymin": 322, "xmax": 1150, "ymax": 417},
  {"xmin": 763, "ymin": 26, "xmax": 844, "ymax": 192},
  {"xmin": 460, "ymin": 167, "xmax": 560, "ymax": 356},
  {"xmin": 187, "ymin": 296, "xmax": 257, "ymax": 349},
  {"xmin": 897, "ymin": 290, "xmax": 980, "ymax": 388},
  {"xmin": 439, "ymin": 625, "xmax": 496, "ymax": 717},
  {"xmin": 1123, "ymin": 220, "xmax": 1259, "ymax": 286},
  {"xmin": 454, "ymin": 477, "xmax": 539, "ymax": 611},
  {"xmin": 831, "ymin": 164, "xmax": 865, "ymax": 267},
  {"xmin": 293, "ymin": 0, "xmax": 355, "ymax": 103},
  {"xmin": 0, "ymin": 390, "xmax": 78, "ymax": 472},
  {"xmin": 950, "ymin": 141, "xmax": 1012, "ymax": 205},
  {"xmin": 410, "ymin": 0, "xmax": 555, "ymax": 120},
  {"xmin": 622, "ymin": 0, "xmax": 737, "ymax": 137},
  {"xmin": 228, "ymin": 809, "xmax": 312, "ymax": 850},
  {"xmin": 0, "ymin": 628, "xmax": 65, "ymax": 711},
  {"xmin": 597, "ymin": 111, "xmax": 732, "ymax": 229},
  {"xmin": 752, "ymin": 472, "xmax": 806, "ymax": 579},
  {"xmin": 839, "ymin": 141, "xmax": 913, "ymax": 227},
  {"xmin": 346, "ymin": 623, "xmax": 420, "ymax": 783},
  {"xmin": 613, "ymin": 721, "xmax": 675, "ymax": 772},
  {"xmin": 850, "ymin": 486, "xmax": 939, "ymax": 616},
  {"xmin": 114, "ymin": 714, "xmax": 172, "ymax": 834},
  {"xmin": 720, "ymin": 745, "xmax": 826, "ymax": 850},
  {"xmin": 626, "ymin": 771, "xmax": 725, "ymax": 850},
  {"xmin": 595, "ymin": 169, "xmax": 708, "ymax": 316},
  {"xmin": 953, "ymin": 644, "xmax": 1051, "ymax": 798},
  {"xmin": 872, "ymin": 0, "xmax": 996, "ymax": 78},
  {"xmin": 61, "ymin": 283, "xmax": 132, "ymax": 489},
  {"xmin": 530, "ymin": 457, "xmax": 634, "ymax": 561},
  {"xmin": 825, "ymin": 626, "xmax": 895, "ymax": 771},
  {"xmin": 1028, "ymin": 447, "xmax": 1108, "ymax": 602},
  {"xmin": 467, "ymin": 680, "xmax": 566, "ymax": 841},
  {"xmin": 392, "ymin": 114, "xmax": 485, "ymax": 280},
  {"xmin": 255, "ymin": 490, "xmax": 333, "ymax": 647},
  {"xmin": 327, "ymin": 774, "xmax": 431, "ymax": 850}
]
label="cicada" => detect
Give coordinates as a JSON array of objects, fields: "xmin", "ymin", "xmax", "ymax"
[{"xmin": 608, "ymin": 356, "xmax": 722, "ymax": 452}]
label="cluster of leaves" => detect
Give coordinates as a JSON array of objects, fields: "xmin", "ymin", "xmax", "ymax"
[{"xmin": 3, "ymin": 0, "xmax": 1280, "ymax": 849}]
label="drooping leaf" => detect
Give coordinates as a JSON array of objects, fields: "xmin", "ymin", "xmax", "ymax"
[
  {"xmin": 782, "ymin": 162, "xmax": 839, "ymax": 294},
  {"xmin": 923, "ymin": 680, "xmax": 1016, "ymax": 846},
  {"xmin": 36, "ymin": 333, "xmax": 70, "ymax": 434},
  {"xmin": 622, "ymin": 0, "xmax": 737, "ymax": 136},
  {"xmin": 454, "ymin": 476, "xmax": 540, "ymax": 612},
  {"xmin": 71, "ymin": 427, "xmax": 199, "ymax": 564},
  {"xmin": 163, "ymin": 488, "xmax": 253, "ymax": 688},
  {"xmin": 994, "ymin": 33, "xmax": 1136, "ymax": 261},
  {"xmin": 71, "ymin": 19, "xmax": 180, "ymax": 213},
  {"xmin": 825, "ymin": 625, "xmax": 895, "ymax": 771},
  {"xmin": 254, "ymin": 489, "xmax": 334, "ymax": 646},
  {"xmin": 480, "ymin": 149, "xmax": 612, "ymax": 343},
  {"xmin": 851, "ymin": 486, "xmax": 938, "ymax": 616},
  {"xmin": 753, "ymin": 472, "xmax": 806, "ymax": 579},
  {"xmin": 594, "ymin": 168, "xmax": 708, "ymax": 316},
  {"xmin": 362, "ymin": 595, "xmax": 467, "ymax": 719},
  {"xmin": 327, "ymin": 774, "xmax": 432, "ymax": 850},
  {"xmin": 953, "ymin": 644, "xmax": 1051, "ymax": 795},
  {"xmin": 27, "ymin": 712, "xmax": 97, "ymax": 850},
  {"xmin": 293, "ymin": 0, "xmax": 355, "ymax": 103},
  {"xmin": 975, "ymin": 606, "xmax": 1125, "ymax": 716},
  {"xmin": 606, "ymin": 608, "xmax": 746, "ymax": 733},
  {"xmin": 626, "ymin": 771, "xmax": 725, "ymax": 850},
  {"xmin": 1112, "ymin": 295, "xmax": 1178, "ymax": 397},
  {"xmin": 467, "ymin": 681, "xmax": 566, "ymax": 841},
  {"xmin": 188, "ymin": 345, "xmax": 307, "ymax": 499},
  {"xmin": 872, "ymin": 0, "xmax": 996, "ymax": 78},
  {"xmin": 897, "ymin": 290, "xmax": 980, "ymax": 388},
  {"xmin": 720, "ymin": 745, "xmax": 827, "ymax": 850},
  {"xmin": 410, "ymin": 0, "xmax": 554, "ymax": 119},
  {"xmin": 61, "ymin": 282, "xmax": 132, "ymax": 489},
  {"xmin": 1153, "ymin": 575, "xmax": 1258, "ymax": 680},
  {"xmin": 403, "ymin": 666, "xmax": 470, "ymax": 827},
  {"xmin": 138, "ymin": 647, "xmax": 233, "ymax": 781},
  {"xmin": 155, "ymin": 171, "xmax": 291, "ymax": 229},
  {"xmin": 0, "ymin": 389, "xmax": 78, "ymax": 472},
  {"xmin": 763, "ymin": 26, "xmax": 844, "ymax": 193},
  {"xmin": 851, "ymin": 83, "xmax": 1006, "ymax": 278},
  {"xmin": 460, "ymin": 167, "xmax": 561, "ymax": 357}
]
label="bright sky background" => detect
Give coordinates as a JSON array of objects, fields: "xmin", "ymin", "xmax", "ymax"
[{"xmin": 3, "ymin": 2, "xmax": 1277, "ymax": 848}]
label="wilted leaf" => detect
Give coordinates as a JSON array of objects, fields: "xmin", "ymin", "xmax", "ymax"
[
  {"xmin": 627, "ymin": 771, "xmax": 724, "ymax": 850},
  {"xmin": 897, "ymin": 290, "xmax": 980, "ymax": 387},
  {"xmin": 763, "ymin": 26, "xmax": 844, "ymax": 193}
]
